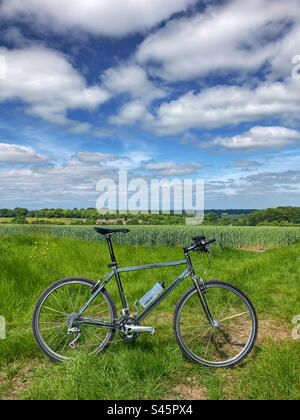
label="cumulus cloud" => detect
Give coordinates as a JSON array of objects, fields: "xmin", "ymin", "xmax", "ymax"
[
  {"xmin": 102, "ymin": 64, "xmax": 166, "ymax": 126},
  {"xmin": 137, "ymin": 0, "xmax": 300, "ymax": 81},
  {"xmin": 102, "ymin": 64, "xmax": 165, "ymax": 101},
  {"xmin": 148, "ymin": 80, "xmax": 300, "ymax": 134},
  {"xmin": 109, "ymin": 100, "xmax": 154, "ymax": 126},
  {"xmin": 144, "ymin": 161, "xmax": 205, "ymax": 176},
  {"xmin": 205, "ymin": 169, "xmax": 300, "ymax": 208},
  {"xmin": 212, "ymin": 126, "xmax": 300, "ymax": 150},
  {"xmin": 0, "ymin": 143, "xmax": 48, "ymax": 163},
  {"xmin": 76, "ymin": 152, "xmax": 118, "ymax": 163},
  {"xmin": 234, "ymin": 160, "xmax": 262, "ymax": 168},
  {"xmin": 0, "ymin": 46, "xmax": 110, "ymax": 128},
  {"xmin": 0, "ymin": 0, "xmax": 196, "ymax": 37}
]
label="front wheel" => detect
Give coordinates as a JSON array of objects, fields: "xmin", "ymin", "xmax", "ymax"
[{"xmin": 174, "ymin": 281, "xmax": 258, "ymax": 367}]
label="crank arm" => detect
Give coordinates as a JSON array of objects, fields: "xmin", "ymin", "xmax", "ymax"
[{"xmin": 125, "ymin": 325, "xmax": 156, "ymax": 336}]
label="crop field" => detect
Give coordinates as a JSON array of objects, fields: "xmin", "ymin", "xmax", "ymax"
[
  {"xmin": 0, "ymin": 224, "xmax": 299, "ymax": 248},
  {"xmin": 0, "ymin": 218, "xmax": 81, "ymax": 225},
  {"xmin": 0, "ymin": 230, "xmax": 299, "ymax": 400}
]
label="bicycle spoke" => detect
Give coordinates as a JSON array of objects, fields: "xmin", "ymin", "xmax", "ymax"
[
  {"xmin": 180, "ymin": 323, "xmax": 209, "ymax": 329},
  {"xmin": 48, "ymin": 324, "xmax": 68, "ymax": 345},
  {"xmin": 204, "ymin": 331, "xmax": 213, "ymax": 358},
  {"xmin": 219, "ymin": 312, "xmax": 248, "ymax": 323},
  {"xmin": 43, "ymin": 306, "xmax": 67, "ymax": 316},
  {"xmin": 35, "ymin": 279, "xmax": 116, "ymax": 360},
  {"xmin": 176, "ymin": 283, "xmax": 255, "ymax": 365},
  {"xmin": 52, "ymin": 291, "xmax": 68, "ymax": 315},
  {"xmin": 66, "ymin": 287, "xmax": 75, "ymax": 313},
  {"xmin": 217, "ymin": 295, "xmax": 234, "ymax": 321},
  {"xmin": 74, "ymin": 284, "xmax": 82, "ymax": 312}
]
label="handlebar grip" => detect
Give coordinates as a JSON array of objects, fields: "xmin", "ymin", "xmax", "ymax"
[{"xmin": 205, "ymin": 239, "xmax": 216, "ymax": 245}]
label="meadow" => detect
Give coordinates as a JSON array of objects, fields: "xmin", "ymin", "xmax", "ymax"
[
  {"xmin": 0, "ymin": 230, "xmax": 299, "ymax": 400},
  {"xmin": 0, "ymin": 224, "xmax": 299, "ymax": 247}
]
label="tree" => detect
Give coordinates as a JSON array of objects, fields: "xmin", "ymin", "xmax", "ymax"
[
  {"xmin": 11, "ymin": 216, "xmax": 28, "ymax": 224},
  {"xmin": 13, "ymin": 207, "xmax": 28, "ymax": 217},
  {"xmin": 206, "ymin": 212, "xmax": 218, "ymax": 224}
]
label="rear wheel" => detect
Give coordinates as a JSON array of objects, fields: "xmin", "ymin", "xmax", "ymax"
[
  {"xmin": 174, "ymin": 281, "xmax": 258, "ymax": 367},
  {"xmin": 33, "ymin": 277, "xmax": 117, "ymax": 362}
]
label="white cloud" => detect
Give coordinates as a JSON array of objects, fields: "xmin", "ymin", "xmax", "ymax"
[
  {"xmin": 0, "ymin": 143, "xmax": 48, "ymax": 163},
  {"xmin": 212, "ymin": 126, "xmax": 300, "ymax": 150},
  {"xmin": 0, "ymin": 46, "xmax": 110, "ymax": 127},
  {"xmin": 102, "ymin": 64, "xmax": 166, "ymax": 126},
  {"xmin": 149, "ymin": 79, "xmax": 300, "ymax": 134},
  {"xmin": 144, "ymin": 161, "xmax": 204, "ymax": 176},
  {"xmin": 76, "ymin": 152, "xmax": 118, "ymax": 163},
  {"xmin": 0, "ymin": 0, "xmax": 196, "ymax": 37},
  {"xmin": 137, "ymin": 0, "xmax": 300, "ymax": 81},
  {"xmin": 109, "ymin": 100, "xmax": 153, "ymax": 126},
  {"xmin": 102, "ymin": 64, "xmax": 165, "ymax": 101},
  {"xmin": 234, "ymin": 160, "xmax": 262, "ymax": 168}
]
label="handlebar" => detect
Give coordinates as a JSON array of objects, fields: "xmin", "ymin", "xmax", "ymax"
[{"xmin": 184, "ymin": 237, "xmax": 216, "ymax": 253}]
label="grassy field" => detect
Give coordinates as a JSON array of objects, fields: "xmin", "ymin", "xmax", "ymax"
[
  {"xmin": 0, "ymin": 232, "xmax": 299, "ymax": 400},
  {"xmin": 0, "ymin": 218, "xmax": 81, "ymax": 225},
  {"xmin": 0, "ymin": 224, "xmax": 299, "ymax": 247}
]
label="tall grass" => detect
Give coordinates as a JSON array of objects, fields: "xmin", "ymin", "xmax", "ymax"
[
  {"xmin": 0, "ymin": 224, "xmax": 299, "ymax": 247},
  {"xmin": 0, "ymin": 233, "xmax": 299, "ymax": 400}
]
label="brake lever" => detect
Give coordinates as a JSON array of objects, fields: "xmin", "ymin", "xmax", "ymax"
[{"xmin": 194, "ymin": 245, "xmax": 210, "ymax": 254}]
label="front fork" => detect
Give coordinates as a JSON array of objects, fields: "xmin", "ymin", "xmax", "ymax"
[{"xmin": 185, "ymin": 252, "xmax": 215, "ymax": 328}]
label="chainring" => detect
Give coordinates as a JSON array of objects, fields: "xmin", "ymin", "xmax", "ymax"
[{"xmin": 118, "ymin": 316, "xmax": 140, "ymax": 342}]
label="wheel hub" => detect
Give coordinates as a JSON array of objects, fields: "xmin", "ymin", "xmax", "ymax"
[
  {"xmin": 212, "ymin": 320, "xmax": 220, "ymax": 329},
  {"xmin": 66, "ymin": 312, "xmax": 79, "ymax": 328}
]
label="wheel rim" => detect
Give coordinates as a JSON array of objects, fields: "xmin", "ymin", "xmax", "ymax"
[
  {"xmin": 177, "ymin": 284, "xmax": 256, "ymax": 366},
  {"xmin": 36, "ymin": 280, "xmax": 114, "ymax": 360}
]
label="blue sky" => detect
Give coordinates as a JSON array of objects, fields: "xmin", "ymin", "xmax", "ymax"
[{"xmin": 0, "ymin": 0, "xmax": 299, "ymax": 210}]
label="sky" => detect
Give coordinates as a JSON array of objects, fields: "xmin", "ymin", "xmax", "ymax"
[{"xmin": 0, "ymin": 0, "xmax": 299, "ymax": 210}]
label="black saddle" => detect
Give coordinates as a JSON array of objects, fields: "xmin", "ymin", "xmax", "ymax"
[{"xmin": 94, "ymin": 227, "xmax": 129, "ymax": 236}]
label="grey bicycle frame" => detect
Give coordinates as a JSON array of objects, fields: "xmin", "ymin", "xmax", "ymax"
[{"xmin": 76, "ymin": 250, "xmax": 215, "ymax": 329}]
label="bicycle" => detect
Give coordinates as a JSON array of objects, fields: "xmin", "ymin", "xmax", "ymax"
[{"xmin": 33, "ymin": 227, "xmax": 258, "ymax": 367}]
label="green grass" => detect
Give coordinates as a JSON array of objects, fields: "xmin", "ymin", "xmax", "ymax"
[
  {"xmin": 0, "ymin": 224, "xmax": 299, "ymax": 247},
  {"xmin": 0, "ymin": 233, "xmax": 299, "ymax": 400},
  {"xmin": 0, "ymin": 218, "xmax": 82, "ymax": 225}
]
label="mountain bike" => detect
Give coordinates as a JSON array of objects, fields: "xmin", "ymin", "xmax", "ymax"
[{"xmin": 33, "ymin": 227, "xmax": 258, "ymax": 367}]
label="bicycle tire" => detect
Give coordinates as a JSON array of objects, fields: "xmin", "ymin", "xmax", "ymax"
[
  {"xmin": 32, "ymin": 277, "xmax": 117, "ymax": 362},
  {"xmin": 173, "ymin": 281, "xmax": 258, "ymax": 367}
]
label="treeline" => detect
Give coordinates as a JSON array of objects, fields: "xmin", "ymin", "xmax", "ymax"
[
  {"xmin": 1, "ymin": 207, "xmax": 298, "ymax": 227},
  {"xmin": 0, "ymin": 207, "xmax": 100, "ymax": 219},
  {"xmin": 204, "ymin": 207, "xmax": 300, "ymax": 227},
  {"xmin": 0, "ymin": 207, "xmax": 255, "ymax": 219},
  {"xmin": 0, "ymin": 208, "xmax": 187, "ymax": 225},
  {"xmin": 237, "ymin": 206, "xmax": 300, "ymax": 226}
]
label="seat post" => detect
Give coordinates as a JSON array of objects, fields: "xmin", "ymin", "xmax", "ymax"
[
  {"xmin": 105, "ymin": 235, "xmax": 117, "ymax": 264},
  {"xmin": 105, "ymin": 234, "xmax": 128, "ymax": 311}
]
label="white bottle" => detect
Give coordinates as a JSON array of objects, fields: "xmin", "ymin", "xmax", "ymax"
[{"xmin": 139, "ymin": 282, "xmax": 166, "ymax": 308}]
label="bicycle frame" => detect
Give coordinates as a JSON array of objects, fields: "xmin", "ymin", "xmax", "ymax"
[
  {"xmin": 76, "ymin": 251, "xmax": 214, "ymax": 329},
  {"xmin": 76, "ymin": 259, "xmax": 190, "ymax": 328}
]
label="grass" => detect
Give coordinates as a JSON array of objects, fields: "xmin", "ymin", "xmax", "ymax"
[
  {"xmin": 0, "ymin": 232, "xmax": 299, "ymax": 400},
  {"xmin": 0, "ymin": 224, "xmax": 299, "ymax": 247},
  {"xmin": 0, "ymin": 218, "xmax": 82, "ymax": 225}
]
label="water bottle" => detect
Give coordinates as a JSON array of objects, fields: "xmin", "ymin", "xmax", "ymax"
[{"xmin": 139, "ymin": 282, "xmax": 166, "ymax": 308}]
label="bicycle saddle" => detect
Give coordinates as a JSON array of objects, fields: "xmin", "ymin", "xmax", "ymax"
[{"xmin": 94, "ymin": 227, "xmax": 129, "ymax": 235}]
